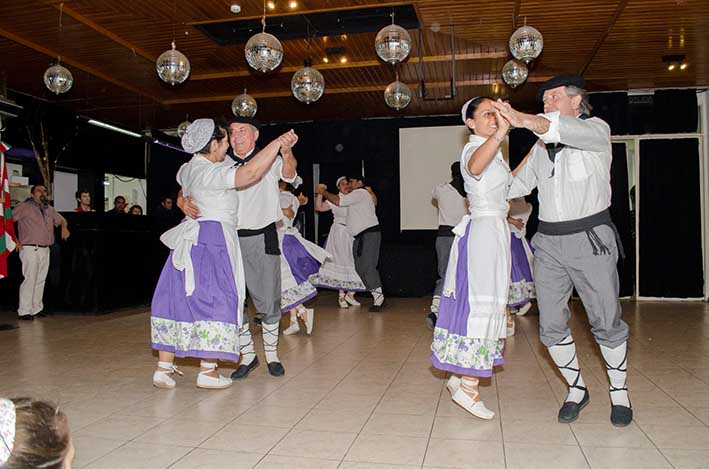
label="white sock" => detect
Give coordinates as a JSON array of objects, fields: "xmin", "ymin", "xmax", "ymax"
[
  {"xmin": 548, "ymin": 336, "xmax": 586, "ymax": 403},
  {"xmin": 600, "ymin": 342, "xmax": 631, "ymax": 407},
  {"xmin": 371, "ymin": 287, "xmax": 384, "ymax": 306},
  {"xmin": 339, "ymin": 291, "xmax": 346, "ymax": 298},
  {"xmin": 238, "ymin": 324, "xmax": 256, "ymax": 366},
  {"xmin": 262, "ymin": 321, "xmax": 281, "ymax": 363},
  {"xmin": 431, "ymin": 296, "xmax": 440, "ymax": 313}
]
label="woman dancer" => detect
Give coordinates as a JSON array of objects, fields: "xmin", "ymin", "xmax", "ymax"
[
  {"xmin": 311, "ymin": 176, "xmax": 366, "ymax": 308},
  {"xmin": 151, "ymin": 119, "xmax": 296, "ymax": 389},
  {"xmin": 506, "ymin": 197, "xmax": 536, "ymax": 336},
  {"xmin": 278, "ymin": 181, "xmax": 330, "ymax": 335},
  {"xmin": 431, "ymin": 97, "xmax": 512, "ymax": 419}
]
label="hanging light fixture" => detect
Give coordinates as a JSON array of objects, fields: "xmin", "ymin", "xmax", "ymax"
[
  {"xmin": 157, "ymin": 2, "xmax": 190, "ymax": 85},
  {"xmin": 291, "ymin": 59, "xmax": 325, "ymax": 104},
  {"xmin": 384, "ymin": 69, "xmax": 411, "ymax": 110},
  {"xmin": 245, "ymin": 0, "xmax": 284, "ymax": 72},
  {"xmin": 232, "ymin": 89, "xmax": 258, "ymax": 117},
  {"xmin": 177, "ymin": 119, "xmax": 191, "ymax": 137},
  {"xmin": 509, "ymin": 21, "xmax": 543, "ymax": 64},
  {"xmin": 44, "ymin": 3, "xmax": 74, "ymax": 95},
  {"xmin": 501, "ymin": 59, "xmax": 528, "ymax": 88},
  {"xmin": 374, "ymin": 12, "xmax": 412, "ymax": 64}
]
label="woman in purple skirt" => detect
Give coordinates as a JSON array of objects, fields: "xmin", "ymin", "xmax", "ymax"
[
  {"xmin": 506, "ymin": 197, "xmax": 536, "ymax": 336},
  {"xmin": 431, "ymin": 97, "xmax": 511, "ymax": 419},
  {"xmin": 151, "ymin": 119, "xmax": 297, "ymax": 390}
]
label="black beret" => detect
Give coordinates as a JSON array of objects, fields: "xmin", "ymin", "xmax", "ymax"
[
  {"xmin": 536, "ymin": 74, "xmax": 586, "ymax": 101},
  {"xmin": 225, "ymin": 115, "xmax": 263, "ymax": 129}
]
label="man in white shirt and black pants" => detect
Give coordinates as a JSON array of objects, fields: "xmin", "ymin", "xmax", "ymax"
[
  {"xmin": 428, "ymin": 162, "xmax": 468, "ymax": 329},
  {"xmin": 317, "ymin": 178, "xmax": 385, "ymax": 312},
  {"xmin": 496, "ymin": 75, "xmax": 632, "ymax": 427},
  {"xmin": 180, "ymin": 116, "xmax": 298, "ymax": 378}
]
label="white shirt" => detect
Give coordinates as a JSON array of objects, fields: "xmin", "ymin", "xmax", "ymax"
[
  {"xmin": 323, "ymin": 196, "xmax": 348, "ymax": 224},
  {"xmin": 279, "ymin": 191, "xmax": 299, "ymax": 229},
  {"xmin": 228, "ymin": 148, "xmax": 297, "ymax": 230},
  {"xmin": 339, "ymin": 188, "xmax": 378, "ymax": 236},
  {"xmin": 462, "ymin": 134, "xmax": 512, "ymax": 216},
  {"xmin": 508, "ymin": 111, "xmax": 612, "ymax": 222},
  {"xmin": 432, "ymin": 182, "xmax": 468, "ymax": 227}
]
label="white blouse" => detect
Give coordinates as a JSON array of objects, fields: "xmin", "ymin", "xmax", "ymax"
[{"xmin": 461, "ymin": 134, "xmax": 512, "ymax": 217}]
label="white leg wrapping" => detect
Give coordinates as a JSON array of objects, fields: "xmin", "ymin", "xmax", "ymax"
[
  {"xmin": 548, "ymin": 335, "xmax": 587, "ymax": 403},
  {"xmin": 262, "ymin": 321, "xmax": 281, "ymax": 363},
  {"xmin": 239, "ymin": 323, "xmax": 256, "ymax": 366},
  {"xmin": 600, "ymin": 341, "xmax": 630, "ymax": 408}
]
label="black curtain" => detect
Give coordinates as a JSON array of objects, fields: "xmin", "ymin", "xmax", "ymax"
[
  {"xmin": 609, "ymin": 143, "xmax": 634, "ymax": 296},
  {"xmin": 639, "ymin": 139, "xmax": 703, "ymax": 297}
]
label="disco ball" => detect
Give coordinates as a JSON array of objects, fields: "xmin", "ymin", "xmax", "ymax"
[
  {"xmin": 502, "ymin": 59, "xmax": 528, "ymax": 88},
  {"xmin": 384, "ymin": 80, "xmax": 412, "ymax": 110},
  {"xmin": 43, "ymin": 63, "xmax": 73, "ymax": 94},
  {"xmin": 375, "ymin": 24, "xmax": 412, "ymax": 64},
  {"xmin": 291, "ymin": 63, "xmax": 325, "ymax": 104},
  {"xmin": 232, "ymin": 91, "xmax": 258, "ymax": 117},
  {"xmin": 245, "ymin": 32, "xmax": 284, "ymax": 73},
  {"xmin": 509, "ymin": 25, "xmax": 543, "ymax": 64},
  {"xmin": 177, "ymin": 120, "xmax": 191, "ymax": 137},
  {"xmin": 156, "ymin": 42, "xmax": 191, "ymax": 85}
]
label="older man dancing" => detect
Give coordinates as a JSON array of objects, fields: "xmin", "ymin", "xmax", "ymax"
[{"xmin": 496, "ymin": 75, "xmax": 632, "ymax": 427}]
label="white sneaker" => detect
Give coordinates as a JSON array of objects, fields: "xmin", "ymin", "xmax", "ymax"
[
  {"xmin": 152, "ymin": 362, "xmax": 183, "ymax": 389},
  {"xmin": 452, "ymin": 388, "xmax": 495, "ymax": 420},
  {"xmin": 297, "ymin": 308, "xmax": 315, "ymax": 335},
  {"xmin": 344, "ymin": 294, "xmax": 361, "ymax": 306},
  {"xmin": 446, "ymin": 376, "xmax": 461, "ymax": 395},
  {"xmin": 338, "ymin": 297, "xmax": 349, "ymax": 308},
  {"xmin": 196, "ymin": 362, "xmax": 232, "ymax": 389},
  {"xmin": 517, "ymin": 302, "xmax": 532, "ymax": 316},
  {"xmin": 283, "ymin": 319, "xmax": 300, "ymax": 336}
]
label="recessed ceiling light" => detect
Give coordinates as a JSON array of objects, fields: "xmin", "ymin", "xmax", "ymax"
[
  {"xmin": 680, "ymin": 63, "xmax": 688, "ymax": 70},
  {"xmin": 289, "ymin": 0, "xmax": 297, "ymax": 8},
  {"xmin": 229, "ymin": 3, "xmax": 241, "ymax": 14},
  {"xmin": 668, "ymin": 64, "xmax": 676, "ymax": 71},
  {"xmin": 340, "ymin": 56, "xmax": 347, "ymax": 63},
  {"xmin": 267, "ymin": 1, "xmax": 276, "ymax": 10},
  {"xmin": 323, "ymin": 57, "xmax": 329, "ymax": 63}
]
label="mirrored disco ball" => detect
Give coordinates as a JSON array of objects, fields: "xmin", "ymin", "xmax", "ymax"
[
  {"xmin": 245, "ymin": 32, "xmax": 284, "ymax": 73},
  {"xmin": 156, "ymin": 44, "xmax": 191, "ymax": 85},
  {"xmin": 44, "ymin": 64, "xmax": 74, "ymax": 94},
  {"xmin": 502, "ymin": 59, "xmax": 528, "ymax": 88},
  {"xmin": 375, "ymin": 24, "xmax": 412, "ymax": 64},
  {"xmin": 231, "ymin": 92, "xmax": 258, "ymax": 117},
  {"xmin": 384, "ymin": 80, "xmax": 412, "ymax": 110},
  {"xmin": 509, "ymin": 25, "xmax": 543, "ymax": 63},
  {"xmin": 291, "ymin": 66, "xmax": 325, "ymax": 104},
  {"xmin": 177, "ymin": 120, "xmax": 191, "ymax": 137}
]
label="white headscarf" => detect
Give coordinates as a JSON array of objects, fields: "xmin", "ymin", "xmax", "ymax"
[
  {"xmin": 460, "ymin": 97, "xmax": 481, "ymax": 124},
  {"xmin": 181, "ymin": 118, "xmax": 215, "ymax": 154}
]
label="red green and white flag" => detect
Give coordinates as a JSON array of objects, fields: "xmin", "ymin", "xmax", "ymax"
[{"xmin": 0, "ymin": 141, "xmax": 17, "ymax": 279}]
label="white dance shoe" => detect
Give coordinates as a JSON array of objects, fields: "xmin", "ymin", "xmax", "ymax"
[
  {"xmin": 446, "ymin": 376, "xmax": 461, "ymax": 395},
  {"xmin": 297, "ymin": 307, "xmax": 315, "ymax": 335},
  {"xmin": 516, "ymin": 303, "xmax": 532, "ymax": 316},
  {"xmin": 152, "ymin": 361, "xmax": 183, "ymax": 389},
  {"xmin": 452, "ymin": 388, "xmax": 495, "ymax": 420},
  {"xmin": 283, "ymin": 319, "xmax": 301, "ymax": 336},
  {"xmin": 338, "ymin": 297, "xmax": 349, "ymax": 308},
  {"xmin": 344, "ymin": 294, "xmax": 361, "ymax": 306},
  {"xmin": 196, "ymin": 361, "xmax": 232, "ymax": 389}
]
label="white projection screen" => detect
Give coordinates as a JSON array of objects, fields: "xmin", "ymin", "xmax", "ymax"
[{"xmin": 399, "ymin": 125, "xmax": 469, "ymax": 230}]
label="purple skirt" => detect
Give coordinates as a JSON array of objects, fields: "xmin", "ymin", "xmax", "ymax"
[
  {"xmin": 281, "ymin": 234, "xmax": 320, "ymax": 311},
  {"xmin": 508, "ymin": 235, "xmax": 535, "ymax": 307},
  {"xmin": 151, "ymin": 221, "xmax": 240, "ymax": 362},
  {"xmin": 431, "ymin": 223, "xmax": 505, "ymax": 377}
]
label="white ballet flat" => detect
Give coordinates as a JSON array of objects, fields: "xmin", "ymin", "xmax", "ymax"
[
  {"xmin": 283, "ymin": 319, "xmax": 300, "ymax": 336},
  {"xmin": 152, "ymin": 362, "xmax": 183, "ymax": 389},
  {"xmin": 338, "ymin": 297, "xmax": 349, "ymax": 308},
  {"xmin": 446, "ymin": 376, "xmax": 461, "ymax": 395},
  {"xmin": 517, "ymin": 303, "xmax": 532, "ymax": 316},
  {"xmin": 344, "ymin": 294, "xmax": 361, "ymax": 306},
  {"xmin": 297, "ymin": 308, "xmax": 315, "ymax": 335},
  {"xmin": 507, "ymin": 320, "xmax": 515, "ymax": 337},
  {"xmin": 452, "ymin": 388, "xmax": 495, "ymax": 420},
  {"xmin": 197, "ymin": 362, "xmax": 232, "ymax": 389}
]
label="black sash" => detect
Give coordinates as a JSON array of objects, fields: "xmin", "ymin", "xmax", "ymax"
[
  {"xmin": 238, "ymin": 222, "xmax": 280, "ymax": 255},
  {"xmin": 437, "ymin": 225, "xmax": 455, "ymax": 237},
  {"xmin": 537, "ymin": 209, "xmax": 625, "ymax": 259}
]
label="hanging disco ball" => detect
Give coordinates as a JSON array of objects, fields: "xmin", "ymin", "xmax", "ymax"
[
  {"xmin": 291, "ymin": 61, "xmax": 325, "ymax": 104},
  {"xmin": 374, "ymin": 24, "xmax": 412, "ymax": 64},
  {"xmin": 245, "ymin": 32, "xmax": 284, "ymax": 73},
  {"xmin": 177, "ymin": 120, "xmax": 191, "ymax": 137},
  {"xmin": 232, "ymin": 91, "xmax": 258, "ymax": 117},
  {"xmin": 502, "ymin": 59, "xmax": 528, "ymax": 88},
  {"xmin": 384, "ymin": 80, "xmax": 412, "ymax": 110},
  {"xmin": 43, "ymin": 63, "xmax": 73, "ymax": 94},
  {"xmin": 156, "ymin": 41, "xmax": 191, "ymax": 85},
  {"xmin": 509, "ymin": 25, "xmax": 543, "ymax": 64}
]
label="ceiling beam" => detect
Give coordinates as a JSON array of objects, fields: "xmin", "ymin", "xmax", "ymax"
[
  {"xmin": 163, "ymin": 74, "xmax": 553, "ymax": 105},
  {"xmin": 578, "ymin": 0, "xmax": 629, "ymax": 76},
  {"xmin": 191, "ymin": 50, "xmax": 507, "ymax": 81},
  {"xmin": 54, "ymin": 3, "xmax": 156, "ymax": 63},
  {"xmin": 0, "ymin": 26, "xmax": 157, "ymax": 101}
]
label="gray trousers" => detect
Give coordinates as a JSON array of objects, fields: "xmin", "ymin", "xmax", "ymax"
[
  {"xmin": 353, "ymin": 231, "xmax": 382, "ymax": 290},
  {"xmin": 532, "ymin": 225, "xmax": 629, "ymax": 348},
  {"xmin": 239, "ymin": 233, "xmax": 282, "ymax": 325},
  {"xmin": 433, "ymin": 235, "xmax": 455, "ymax": 297}
]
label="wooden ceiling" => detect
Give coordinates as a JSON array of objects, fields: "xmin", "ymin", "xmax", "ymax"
[{"xmin": 0, "ymin": 0, "xmax": 707, "ymax": 130}]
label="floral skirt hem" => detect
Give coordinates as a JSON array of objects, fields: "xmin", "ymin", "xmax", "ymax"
[
  {"xmin": 151, "ymin": 317, "xmax": 239, "ymax": 362},
  {"xmin": 507, "ymin": 279, "xmax": 536, "ymax": 307},
  {"xmin": 431, "ymin": 327, "xmax": 505, "ymax": 378}
]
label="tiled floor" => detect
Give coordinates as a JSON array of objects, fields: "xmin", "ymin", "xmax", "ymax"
[{"xmin": 1, "ymin": 293, "xmax": 708, "ymax": 468}]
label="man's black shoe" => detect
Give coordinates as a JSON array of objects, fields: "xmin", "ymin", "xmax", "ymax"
[
  {"xmin": 426, "ymin": 312, "xmax": 437, "ymax": 330},
  {"xmin": 558, "ymin": 389, "xmax": 590, "ymax": 423},
  {"xmin": 610, "ymin": 405, "xmax": 633, "ymax": 427},
  {"xmin": 267, "ymin": 361, "xmax": 285, "ymax": 377},
  {"xmin": 231, "ymin": 356, "xmax": 259, "ymax": 379}
]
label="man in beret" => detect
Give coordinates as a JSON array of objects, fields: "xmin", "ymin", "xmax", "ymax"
[
  {"xmin": 495, "ymin": 75, "xmax": 632, "ymax": 427},
  {"xmin": 179, "ymin": 116, "xmax": 297, "ymax": 379}
]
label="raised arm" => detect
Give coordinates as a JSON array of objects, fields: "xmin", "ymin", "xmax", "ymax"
[
  {"xmin": 314, "ymin": 193, "xmax": 331, "ymax": 212},
  {"xmin": 467, "ymin": 111, "xmax": 510, "ymax": 177},
  {"xmin": 315, "ymin": 184, "xmax": 341, "ymax": 206},
  {"xmin": 235, "ymin": 130, "xmax": 296, "ymax": 188}
]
